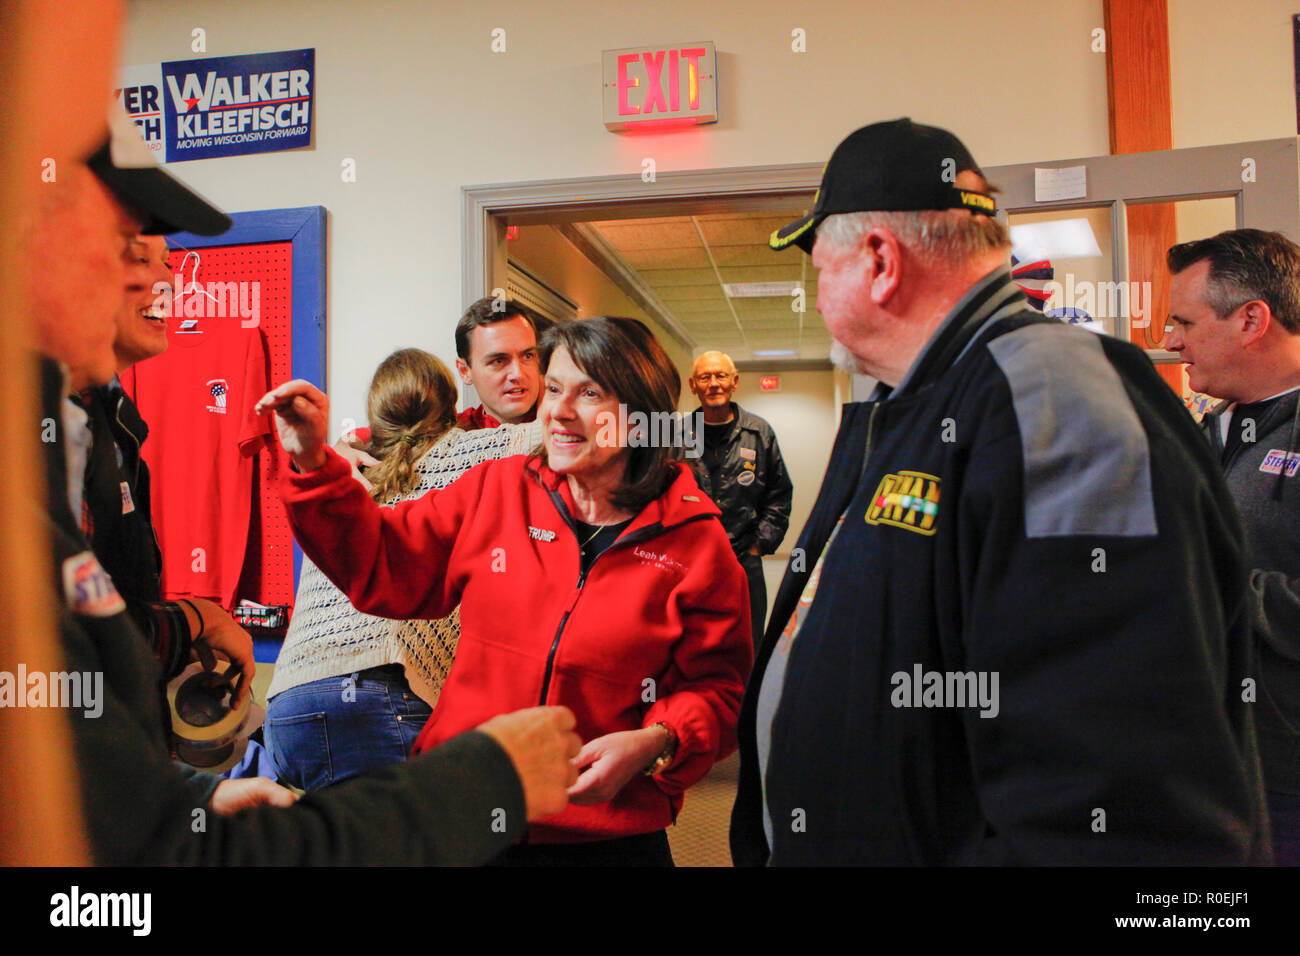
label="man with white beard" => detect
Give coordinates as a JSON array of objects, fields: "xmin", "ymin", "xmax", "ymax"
[{"xmin": 731, "ymin": 118, "xmax": 1269, "ymax": 866}]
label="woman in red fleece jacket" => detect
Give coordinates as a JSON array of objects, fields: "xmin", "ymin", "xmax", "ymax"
[{"xmin": 259, "ymin": 317, "xmax": 753, "ymax": 865}]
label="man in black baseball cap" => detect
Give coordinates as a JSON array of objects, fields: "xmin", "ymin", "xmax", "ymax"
[
  {"xmin": 769, "ymin": 117, "xmax": 996, "ymax": 254},
  {"xmin": 732, "ymin": 118, "xmax": 1270, "ymax": 867},
  {"xmin": 88, "ymin": 104, "xmax": 232, "ymax": 237},
  {"xmin": 32, "ymin": 105, "xmax": 232, "ymax": 391}
]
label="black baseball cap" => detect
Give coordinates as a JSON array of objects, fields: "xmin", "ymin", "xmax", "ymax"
[
  {"xmin": 771, "ymin": 118, "xmax": 995, "ymax": 254},
  {"xmin": 87, "ymin": 105, "xmax": 232, "ymax": 237}
]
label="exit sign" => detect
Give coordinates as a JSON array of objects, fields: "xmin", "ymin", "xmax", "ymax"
[
  {"xmin": 760, "ymin": 375, "xmax": 781, "ymax": 392},
  {"xmin": 602, "ymin": 42, "xmax": 717, "ymax": 131}
]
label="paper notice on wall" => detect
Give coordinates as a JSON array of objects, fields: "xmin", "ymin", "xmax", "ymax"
[
  {"xmin": 1034, "ymin": 165, "xmax": 1087, "ymax": 202},
  {"xmin": 116, "ymin": 64, "xmax": 168, "ymax": 161}
]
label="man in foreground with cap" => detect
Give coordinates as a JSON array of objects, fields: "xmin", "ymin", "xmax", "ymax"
[
  {"xmin": 731, "ymin": 118, "xmax": 1269, "ymax": 865},
  {"xmin": 31, "ymin": 110, "xmax": 581, "ymax": 863},
  {"xmin": 64, "ymin": 110, "xmax": 269, "ymax": 811}
]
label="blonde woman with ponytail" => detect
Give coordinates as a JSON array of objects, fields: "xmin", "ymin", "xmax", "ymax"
[{"xmin": 264, "ymin": 349, "xmax": 538, "ymax": 790}]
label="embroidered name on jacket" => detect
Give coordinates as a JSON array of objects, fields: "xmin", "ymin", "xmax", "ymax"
[
  {"xmin": 865, "ymin": 471, "xmax": 940, "ymax": 535},
  {"xmin": 1260, "ymin": 449, "xmax": 1300, "ymax": 476},
  {"xmin": 633, "ymin": 547, "xmax": 686, "ymax": 574}
]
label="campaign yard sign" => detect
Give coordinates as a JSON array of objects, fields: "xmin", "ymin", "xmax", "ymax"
[{"xmin": 119, "ymin": 49, "xmax": 314, "ymax": 163}]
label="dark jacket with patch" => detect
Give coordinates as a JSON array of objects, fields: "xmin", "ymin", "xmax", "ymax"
[
  {"xmin": 684, "ymin": 404, "xmax": 793, "ymax": 556},
  {"xmin": 1201, "ymin": 390, "xmax": 1300, "ymax": 794},
  {"xmin": 730, "ymin": 270, "xmax": 1269, "ymax": 866},
  {"xmin": 78, "ymin": 381, "xmax": 161, "ymax": 604},
  {"xmin": 39, "ymin": 357, "xmax": 526, "ymax": 865},
  {"xmin": 73, "ymin": 382, "xmax": 191, "ymax": 681}
]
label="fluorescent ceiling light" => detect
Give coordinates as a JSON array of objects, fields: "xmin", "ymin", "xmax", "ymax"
[
  {"xmin": 753, "ymin": 349, "xmax": 797, "ymax": 357},
  {"xmin": 724, "ymin": 281, "xmax": 801, "ymax": 298},
  {"xmin": 1009, "ymin": 218, "xmax": 1102, "ymax": 262}
]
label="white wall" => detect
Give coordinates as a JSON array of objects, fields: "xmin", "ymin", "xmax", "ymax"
[
  {"xmin": 122, "ymin": 0, "xmax": 1112, "ymax": 430},
  {"xmin": 1170, "ymin": 0, "xmax": 1299, "ymax": 149},
  {"xmin": 121, "ymin": 0, "xmax": 1296, "ymax": 431}
]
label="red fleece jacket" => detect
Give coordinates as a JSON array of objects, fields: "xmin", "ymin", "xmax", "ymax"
[{"xmin": 281, "ymin": 450, "xmax": 752, "ymax": 842}]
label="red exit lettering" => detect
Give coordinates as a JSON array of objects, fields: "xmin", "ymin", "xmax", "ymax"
[{"xmin": 617, "ymin": 46, "xmax": 708, "ymax": 116}]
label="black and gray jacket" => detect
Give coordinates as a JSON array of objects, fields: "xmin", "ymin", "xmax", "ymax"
[
  {"xmin": 1202, "ymin": 388, "xmax": 1300, "ymax": 794},
  {"xmin": 730, "ymin": 269, "xmax": 1269, "ymax": 866},
  {"xmin": 684, "ymin": 404, "xmax": 793, "ymax": 557}
]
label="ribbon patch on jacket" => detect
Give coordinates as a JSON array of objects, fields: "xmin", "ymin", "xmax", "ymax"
[
  {"xmin": 62, "ymin": 551, "xmax": 127, "ymax": 617},
  {"xmin": 865, "ymin": 471, "xmax": 940, "ymax": 535}
]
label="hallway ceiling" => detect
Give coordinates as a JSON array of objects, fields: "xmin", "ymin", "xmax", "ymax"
[{"xmin": 585, "ymin": 212, "xmax": 829, "ymax": 361}]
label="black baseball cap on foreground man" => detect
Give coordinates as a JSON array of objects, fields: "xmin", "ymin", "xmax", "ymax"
[
  {"xmin": 770, "ymin": 117, "xmax": 997, "ymax": 253},
  {"xmin": 88, "ymin": 104, "xmax": 232, "ymax": 236}
]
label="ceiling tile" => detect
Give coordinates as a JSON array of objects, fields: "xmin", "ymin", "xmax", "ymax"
[
  {"xmin": 718, "ymin": 265, "xmax": 803, "ymax": 285},
  {"xmin": 591, "ymin": 221, "xmax": 702, "ymax": 251},
  {"xmin": 665, "ymin": 299, "xmax": 731, "ymax": 315},
  {"xmin": 657, "ymin": 286, "xmax": 728, "ymax": 303},
  {"xmin": 695, "ymin": 216, "xmax": 804, "ymax": 246},
  {"xmin": 710, "ymin": 245, "xmax": 805, "ymax": 268},
  {"xmin": 638, "ymin": 268, "xmax": 719, "ymax": 288},
  {"xmin": 621, "ymin": 247, "xmax": 712, "ymax": 270}
]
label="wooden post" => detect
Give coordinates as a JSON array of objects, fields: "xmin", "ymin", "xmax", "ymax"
[
  {"xmin": 0, "ymin": 0, "xmax": 126, "ymax": 867},
  {"xmin": 1105, "ymin": 0, "xmax": 1183, "ymax": 392}
]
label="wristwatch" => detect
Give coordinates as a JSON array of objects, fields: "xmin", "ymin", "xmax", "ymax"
[{"xmin": 642, "ymin": 722, "xmax": 677, "ymax": 776}]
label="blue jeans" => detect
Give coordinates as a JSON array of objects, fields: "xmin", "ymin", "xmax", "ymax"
[{"xmin": 264, "ymin": 665, "xmax": 432, "ymax": 791}]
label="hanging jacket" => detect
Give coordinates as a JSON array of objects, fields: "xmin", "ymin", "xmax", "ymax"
[
  {"xmin": 280, "ymin": 451, "xmax": 753, "ymax": 843},
  {"xmin": 1201, "ymin": 389, "xmax": 1300, "ymax": 794}
]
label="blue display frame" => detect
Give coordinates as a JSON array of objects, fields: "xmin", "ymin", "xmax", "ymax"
[{"xmin": 168, "ymin": 205, "xmax": 326, "ymax": 662}]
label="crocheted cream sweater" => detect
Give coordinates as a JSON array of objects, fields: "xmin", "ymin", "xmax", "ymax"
[{"xmin": 267, "ymin": 421, "xmax": 542, "ymax": 706}]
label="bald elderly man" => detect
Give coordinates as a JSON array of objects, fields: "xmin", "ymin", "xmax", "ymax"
[{"xmin": 685, "ymin": 351, "xmax": 793, "ymax": 646}]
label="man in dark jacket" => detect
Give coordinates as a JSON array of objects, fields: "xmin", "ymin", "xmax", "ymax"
[
  {"xmin": 731, "ymin": 118, "xmax": 1269, "ymax": 866},
  {"xmin": 685, "ymin": 351, "xmax": 793, "ymax": 645},
  {"xmin": 1167, "ymin": 228, "xmax": 1300, "ymax": 865}
]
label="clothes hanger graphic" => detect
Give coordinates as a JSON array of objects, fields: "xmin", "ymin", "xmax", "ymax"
[{"xmin": 173, "ymin": 249, "xmax": 222, "ymax": 332}]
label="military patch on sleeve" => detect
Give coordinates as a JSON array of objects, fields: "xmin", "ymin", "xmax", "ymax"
[
  {"xmin": 865, "ymin": 471, "xmax": 940, "ymax": 535},
  {"xmin": 62, "ymin": 551, "xmax": 127, "ymax": 617}
]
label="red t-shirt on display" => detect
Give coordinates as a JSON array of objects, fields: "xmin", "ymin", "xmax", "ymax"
[{"xmin": 123, "ymin": 321, "xmax": 274, "ymax": 607}]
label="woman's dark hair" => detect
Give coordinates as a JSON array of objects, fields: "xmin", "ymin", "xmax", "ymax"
[
  {"xmin": 532, "ymin": 317, "xmax": 682, "ymax": 513},
  {"xmin": 364, "ymin": 348, "xmax": 458, "ymax": 502}
]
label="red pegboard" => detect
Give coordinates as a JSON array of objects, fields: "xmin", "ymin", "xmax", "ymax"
[{"xmin": 161, "ymin": 241, "xmax": 296, "ymax": 609}]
